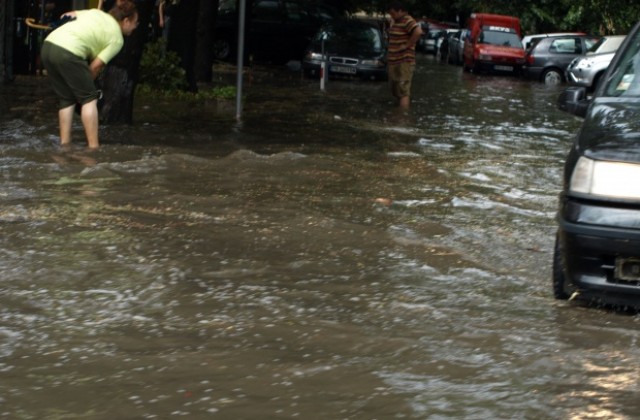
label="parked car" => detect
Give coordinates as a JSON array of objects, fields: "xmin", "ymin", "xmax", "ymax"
[
  {"xmin": 523, "ymin": 34, "xmax": 600, "ymax": 84},
  {"xmin": 566, "ymin": 35, "xmax": 626, "ymax": 91},
  {"xmin": 462, "ymin": 13, "xmax": 525, "ymax": 74},
  {"xmin": 554, "ymin": 22, "xmax": 640, "ymax": 309},
  {"xmin": 521, "ymin": 32, "xmax": 585, "ymax": 51},
  {"xmin": 447, "ymin": 29, "xmax": 468, "ymax": 65},
  {"xmin": 302, "ymin": 19, "xmax": 387, "ymax": 81},
  {"xmin": 422, "ymin": 28, "xmax": 445, "ymax": 55},
  {"xmin": 416, "ymin": 22, "xmax": 430, "ymax": 52},
  {"xmin": 436, "ymin": 29, "xmax": 458, "ymax": 60},
  {"xmin": 213, "ymin": 0, "xmax": 339, "ymax": 63}
]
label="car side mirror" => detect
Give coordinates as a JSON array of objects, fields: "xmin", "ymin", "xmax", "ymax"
[{"xmin": 557, "ymin": 86, "xmax": 590, "ymax": 118}]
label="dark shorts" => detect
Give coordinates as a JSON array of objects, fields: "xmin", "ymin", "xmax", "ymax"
[
  {"xmin": 388, "ymin": 62, "xmax": 415, "ymax": 99},
  {"xmin": 41, "ymin": 41, "xmax": 99, "ymax": 109}
]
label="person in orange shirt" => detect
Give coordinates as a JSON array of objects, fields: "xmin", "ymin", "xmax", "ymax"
[{"xmin": 387, "ymin": 2, "xmax": 422, "ymax": 108}]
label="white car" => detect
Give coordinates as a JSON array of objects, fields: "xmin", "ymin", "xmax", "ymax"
[
  {"xmin": 436, "ymin": 29, "xmax": 458, "ymax": 59},
  {"xmin": 421, "ymin": 28, "xmax": 444, "ymax": 55},
  {"xmin": 447, "ymin": 29, "xmax": 468, "ymax": 65},
  {"xmin": 566, "ymin": 35, "xmax": 626, "ymax": 91}
]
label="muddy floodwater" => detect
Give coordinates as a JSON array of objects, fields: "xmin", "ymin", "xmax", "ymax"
[{"xmin": 1, "ymin": 55, "xmax": 639, "ymax": 419}]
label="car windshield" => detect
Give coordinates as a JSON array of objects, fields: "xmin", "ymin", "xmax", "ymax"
[
  {"xmin": 603, "ymin": 31, "xmax": 640, "ymax": 97},
  {"xmin": 315, "ymin": 25, "xmax": 383, "ymax": 52},
  {"xmin": 479, "ymin": 30, "xmax": 523, "ymax": 48},
  {"xmin": 427, "ymin": 30, "xmax": 441, "ymax": 40},
  {"xmin": 587, "ymin": 36, "xmax": 625, "ymax": 54}
]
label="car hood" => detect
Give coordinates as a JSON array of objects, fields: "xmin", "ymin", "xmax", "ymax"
[
  {"xmin": 582, "ymin": 51, "xmax": 616, "ymax": 63},
  {"xmin": 579, "ymin": 99, "xmax": 640, "ymax": 162},
  {"xmin": 318, "ymin": 43, "xmax": 383, "ymax": 58}
]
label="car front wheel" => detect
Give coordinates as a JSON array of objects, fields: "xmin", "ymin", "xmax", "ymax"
[
  {"xmin": 552, "ymin": 235, "xmax": 571, "ymax": 300},
  {"xmin": 543, "ymin": 68, "xmax": 563, "ymax": 85}
]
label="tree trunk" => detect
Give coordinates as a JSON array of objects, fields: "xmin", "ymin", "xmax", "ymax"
[
  {"xmin": 1, "ymin": 0, "xmax": 16, "ymax": 83},
  {"xmin": 168, "ymin": 0, "xmax": 199, "ymax": 91},
  {"xmin": 100, "ymin": 0, "xmax": 153, "ymax": 124},
  {"xmin": 194, "ymin": 0, "xmax": 217, "ymax": 82}
]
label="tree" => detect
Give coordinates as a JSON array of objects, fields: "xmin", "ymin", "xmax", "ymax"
[
  {"xmin": 0, "ymin": 0, "xmax": 15, "ymax": 83},
  {"xmin": 194, "ymin": 0, "xmax": 219, "ymax": 82}
]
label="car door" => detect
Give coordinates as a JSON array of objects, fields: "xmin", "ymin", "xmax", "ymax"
[
  {"xmin": 547, "ymin": 37, "xmax": 587, "ymax": 71},
  {"xmin": 249, "ymin": 0, "xmax": 287, "ymax": 62},
  {"xmin": 448, "ymin": 30, "xmax": 461, "ymax": 64}
]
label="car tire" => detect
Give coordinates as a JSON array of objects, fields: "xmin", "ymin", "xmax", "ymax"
[
  {"xmin": 213, "ymin": 37, "xmax": 233, "ymax": 61},
  {"xmin": 542, "ymin": 68, "xmax": 563, "ymax": 85},
  {"xmin": 552, "ymin": 234, "xmax": 571, "ymax": 300}
]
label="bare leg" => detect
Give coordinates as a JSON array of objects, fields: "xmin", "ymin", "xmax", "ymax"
[
  {"xmin": 398, "ymin": 96, "xmax": 410, "ymax": 108},
  {"xmin": 58, "ymin": 105, "xmax": 75, "ymax": 146},
  {"xmin": 80, "ymin": 99, "xmax": 99, "ymax": 149}
]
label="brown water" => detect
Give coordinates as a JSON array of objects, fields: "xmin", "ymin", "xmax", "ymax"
[{"xmin": 1, "ymin": 56, "xmax": 639, "ymax": 419}]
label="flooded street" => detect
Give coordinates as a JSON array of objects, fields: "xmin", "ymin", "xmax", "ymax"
[{"xmin": 1, "ymin": 55, "xmax": 640, "ymax": 419}]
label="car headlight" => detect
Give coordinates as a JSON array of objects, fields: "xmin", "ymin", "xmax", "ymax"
[
  {"xmin": 306, "ymin": 52, "xmax": 324, "ymax": 61},
  {"xmin": 478, "ymin": 54, "xmax": 492, "ymax": 61},
  {"xmin": 570, "ymin": 156, "xmax": 640, "ymax": 199},
  {"xmin": 360, "ymin": 59, "xmax": 384, "ymax": 67}
]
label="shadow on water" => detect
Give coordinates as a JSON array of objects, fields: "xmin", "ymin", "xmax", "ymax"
[{"xmin": 1, "ymin": 55, "xmax": 639, "ymax": 419}]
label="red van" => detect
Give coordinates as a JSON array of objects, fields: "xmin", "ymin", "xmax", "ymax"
[{"xmin": 462, "ymin": 13, "xmax": 525, "ymax": 74}]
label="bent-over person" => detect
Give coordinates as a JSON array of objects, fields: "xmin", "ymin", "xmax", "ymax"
[{"xmin": 41, "ymin": 1, "xmax": 138, "ymax": 148}]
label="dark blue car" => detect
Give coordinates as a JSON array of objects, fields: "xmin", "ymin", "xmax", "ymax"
[
  {"xmin": 555, "ymin": 21, "xmax": 640, "ymax": 309},
  {"xmin": 302, "ymin": 19, "xmax": 387, "ymax": 81}
]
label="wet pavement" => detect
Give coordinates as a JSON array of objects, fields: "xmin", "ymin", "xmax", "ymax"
[{"xmin": 1, "ymin": 55, "xmax": 639, "ymax": 419}]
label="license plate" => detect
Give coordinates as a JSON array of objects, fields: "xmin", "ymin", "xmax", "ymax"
[
  {"xmin": 331, "ymin": 65, "xmax": 357, "ymax": 75},
  {"xmin": 495, "ymin": 65, "xmax": 513, "ymax": 71},
  {"xmin": 614, "ymin": 257, "xmax": 640, "ymax": 281}
]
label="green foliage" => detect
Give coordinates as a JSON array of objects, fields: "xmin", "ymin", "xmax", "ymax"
[
  {"xmin": 354, "ymin": 0, "xmax": 640, "ymax": 35},
  {"xmin": 136, "ymin": 83, "xmax": 237, "ymax": 101},
  {"xmin": 138, "ymin": 38, "xmax": 188, "ymax": 91},
  {"xmin": 137, "ymin": 38, "xmax": 236, "ymax": 101}
]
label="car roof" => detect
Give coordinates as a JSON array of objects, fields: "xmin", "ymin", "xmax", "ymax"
[
  {"xmin": 523, "ymin": 32, "xmax": 587, "ymax": 49},
  {"xmin": 523, "ymin": 32, "xmax": 586, "ymax": 40},
  {"xmin": 531, "ymin": 34, "xmax": 598, "ymax": 47}
]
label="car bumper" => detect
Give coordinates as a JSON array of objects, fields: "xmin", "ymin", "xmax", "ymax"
[
  {"xmin": 302, "ymin": 61, "xmax": 387, "ymax": 81},
  {"xmin": 557, "ymin": 197, "xmax": 640, "ymax": 307},
  {"xmin": 566, "ymin": 70, "xmax": 595, "ymax": 87},
  {"xmin": 474, "ymin": 60, "xmax": 522, "ymax": 74}
]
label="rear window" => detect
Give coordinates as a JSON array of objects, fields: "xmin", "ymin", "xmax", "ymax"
[{"xmin": 549, "ymin": 38, "xmax": 581, "ymax": 54}]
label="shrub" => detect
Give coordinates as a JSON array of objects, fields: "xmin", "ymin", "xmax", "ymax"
[
  {"xmin": 138, "ymin": 38, "xmax": 188, "ymax": 91},
  {"xmin": 137, "ymin": 38, "xmax": 236, "ymax": 101}
]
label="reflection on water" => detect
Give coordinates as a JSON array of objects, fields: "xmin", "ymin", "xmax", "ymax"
[{"xmin": 1, "ymin": 56, "xmax": 639, "ymax": 418}]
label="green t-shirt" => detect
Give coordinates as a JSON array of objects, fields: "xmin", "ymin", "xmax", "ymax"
[{"xmin": 45, "ymin": 9, "xmax": 124, "ymax": 64}]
